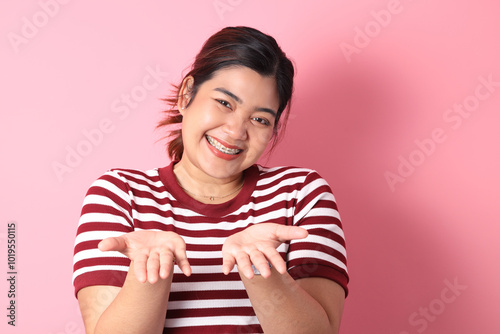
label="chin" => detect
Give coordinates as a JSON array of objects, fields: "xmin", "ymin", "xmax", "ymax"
[
  {"xmin": 201, "ymin": 159, "xmax": 247, "ymax": 179},
  {"xmin": 208, "ymin": 164, "xmax": 244, "ymax": 179}
]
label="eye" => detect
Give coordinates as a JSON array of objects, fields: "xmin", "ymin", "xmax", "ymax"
[
  {"xmin": 252, "ymin": 117, "xmax": 271, "ymax": 126},
  {"xmin": 216, "ymin": 99, "xmax": 232, "ymax": 110}
]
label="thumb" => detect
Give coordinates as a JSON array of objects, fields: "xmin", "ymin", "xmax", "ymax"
[
  {"xmin": 98, "ymin": 236, "xmax": 128, "ymax": 252},
  {"xmin": 275, "ymin": 225, "xmax": 308, "ymax": 242}
]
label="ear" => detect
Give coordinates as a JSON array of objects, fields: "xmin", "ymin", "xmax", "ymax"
[{"xmin": 177, "ymin": 76, "xmax": 194, "ymax": 114}]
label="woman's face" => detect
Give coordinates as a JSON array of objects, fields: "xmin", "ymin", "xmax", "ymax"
[{"xmin": 179, "ymin": 66, "xmax": 279, "ymax": 181}]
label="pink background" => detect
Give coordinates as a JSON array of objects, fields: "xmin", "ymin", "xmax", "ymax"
[{"xmin": 2, "ymin": 0, "xmax": 499, "ymax": 333}]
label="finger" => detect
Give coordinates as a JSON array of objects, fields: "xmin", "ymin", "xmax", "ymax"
[
  {"xmin": 133, "ymin": 254, "xmax": 148, "ymax": 283},
  {"xmin": 98, "ymin": 236, "xmax": 128, "ymax": 252},
  {"xmin": 159, "ymin": 250, "xmax": 175, "ymax": 279},
  {"xmin": 222, "ymin": 254, "xmax": 236, "ymax": 275},
  {"xmin": 235, "ymin": 253, "xmax": 254, "ymax": 279},
  {"xmin": 275, "ymin": 225, "xmax": 308, "ymax": 242},
  {"xmin": 249, "ymin": 250, "xmax": 272, "ymax": 278},
  {"xmin": 147, "ymin": 251, "xmax": 160, "ymax": 284},
  {"xmin": 173, "ymin": 248, "xmax": 191, "ymax": 277},
  {"xmin": 261, "ymin": 247, "xmax": 287, "ymax": 274}
]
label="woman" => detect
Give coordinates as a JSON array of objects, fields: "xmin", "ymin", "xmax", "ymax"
[{"xmin": 73, "ymin": 26, "xmax": 348, "ymax": 333}]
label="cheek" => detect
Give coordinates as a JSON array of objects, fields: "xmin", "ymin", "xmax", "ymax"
[
  {"xmin": 183, "ymin": 106, "xmax": 217, "ymax": 133},
  {"xmin": 252, "ymin": 129, "xmax": 274, "ymax": 148}
]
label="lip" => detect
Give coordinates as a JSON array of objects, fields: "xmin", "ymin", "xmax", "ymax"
[
  {"xmin": 207, "ymin": 135, "xmax": 243, "ymax": 150},
  {"xmin": 205, "ymin": 135, "xmax": 243, "ymax": 161}
]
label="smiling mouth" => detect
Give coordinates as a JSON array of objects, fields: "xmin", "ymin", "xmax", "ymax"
[{"xmin": 206, "ymin": 135, "xmax": 243, "ymax": 155}]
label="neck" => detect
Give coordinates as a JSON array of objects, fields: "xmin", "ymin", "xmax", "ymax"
[{"xmin": 173, "ymin": 159, "xmax": 244, "ymax": 203}]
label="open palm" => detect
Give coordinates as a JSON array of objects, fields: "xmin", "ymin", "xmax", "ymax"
[
  {"xmin": 98, "ymin": 230, "xmax": 191, "ymax": 283},
  {"xmin": 222, "ymin": 223, "xmax": 308, "ymax": 279}
]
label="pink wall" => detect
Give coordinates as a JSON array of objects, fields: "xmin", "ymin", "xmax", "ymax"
[{"xmin": 2, "ymin": 1, "xmax": 499, "ymax": 333}]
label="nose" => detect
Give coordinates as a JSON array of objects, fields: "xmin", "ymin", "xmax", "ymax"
[{"xmin": 222, "ymin": 114, "xmax": 248, "ymax": 141}]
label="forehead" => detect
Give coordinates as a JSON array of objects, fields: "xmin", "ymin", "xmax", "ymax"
[{"xmin": 201, "ymin": 66, "xmax": 279, "ymax": 108}]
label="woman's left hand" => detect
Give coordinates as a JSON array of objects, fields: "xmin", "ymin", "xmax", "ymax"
[{"xmin": 222, "ymin": 223, "xmax": 308, "ymax": 279}]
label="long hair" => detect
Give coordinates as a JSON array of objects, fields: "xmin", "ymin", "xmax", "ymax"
[{"xmin": 157, "ymin": 26, "xmax": 295, "ymax": 161}]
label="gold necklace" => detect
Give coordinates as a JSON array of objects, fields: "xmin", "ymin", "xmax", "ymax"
[{"xmin": 178, "ymin": 181, "xmax": 244, "ymax": 201}]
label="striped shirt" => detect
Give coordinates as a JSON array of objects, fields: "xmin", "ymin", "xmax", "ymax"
[{"xmin": 73, "ymin": 162, "xmax": 348, "ymax": 333}]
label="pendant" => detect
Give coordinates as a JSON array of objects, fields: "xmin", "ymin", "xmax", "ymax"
[{"xmin": 210, "ymin": 196, "xmax": 215, "ymax": 201}]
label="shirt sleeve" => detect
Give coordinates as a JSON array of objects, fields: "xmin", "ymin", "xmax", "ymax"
[
  {"xmin": 287, "ymin": 170, "xmax": 349, "ymax": 296},
  {"xmin": 72, "ymin": 170, "xmax": 134, "ymax": 298}
]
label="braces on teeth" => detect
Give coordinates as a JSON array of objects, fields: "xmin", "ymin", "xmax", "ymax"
[{"xmin": 207, "ymin": 136, "xmax": 241, "ymax": 155}]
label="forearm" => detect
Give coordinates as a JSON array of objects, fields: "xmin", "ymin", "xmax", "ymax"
[
  {"xmin": 240, "ymin": 267, "xmax": 336, "ymax": 334},
  {"xmin": 94, "ymin": 261, "xmax": 171, "ymax": 334}
]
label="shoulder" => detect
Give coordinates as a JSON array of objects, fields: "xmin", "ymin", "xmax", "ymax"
[
  {"xmin": 96, "ymin": 167, "xmax": 162, "ymax": 186},
  {"xmin": 85, "ymin": 167, "xmax": 165, "ymax": 198},
  {"xmin": 254, "ymin": 165, "xmax": 329, "ymax": 190},
  {"xmin": 254, "ymin": 165, "xmax": 338, "ymax": 211},
  {"xmin": 107, "ymin": 167, "xmax": 161, "ymax": 184},
  {"xmin": 255, "ymin": 165, "xmax": 318, "ymax": 180}
]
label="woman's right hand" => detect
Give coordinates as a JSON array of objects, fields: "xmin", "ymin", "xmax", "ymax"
[{"xmin": 98, "ymin": 231, "xmax": 191, "ymax": 284}]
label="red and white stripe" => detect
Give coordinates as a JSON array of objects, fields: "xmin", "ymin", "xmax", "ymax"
[{"xmin": 73, "ymin": 163, "xmax": 348, "ymax": 333}]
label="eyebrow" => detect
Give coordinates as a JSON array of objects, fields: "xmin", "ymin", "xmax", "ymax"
[{"xmin": 214, "ymin": 87, "xmax": 277, "ymax": 117}]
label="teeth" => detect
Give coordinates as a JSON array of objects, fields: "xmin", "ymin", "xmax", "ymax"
[{"xmin": 206, "ymin": 136, "xmax": 242, "ymax": 155}]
